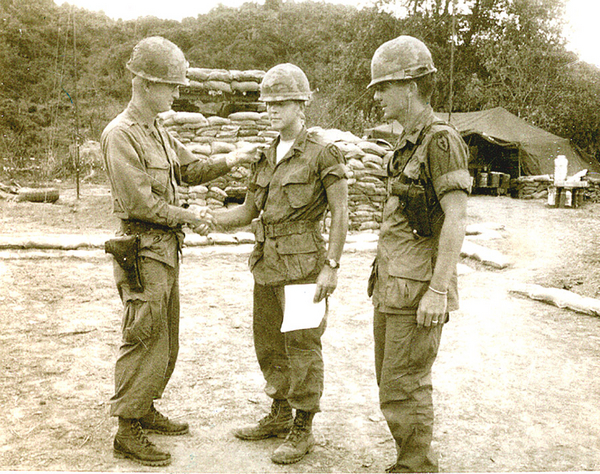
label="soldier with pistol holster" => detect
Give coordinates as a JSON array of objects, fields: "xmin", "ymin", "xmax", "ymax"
[{"xmin": 101, "ymin": 36, "xmax": 258, "ymax": 468}]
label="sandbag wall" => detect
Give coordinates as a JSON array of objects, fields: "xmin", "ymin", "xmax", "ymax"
[
  {"xmin": 584, "ymin": 177, "xmax": 600, "ymax": 202},
  {"xmin": 185, "ymin": 68, "xmax": 265, "ymax": 96},
  {"xmin": 160, "ymin": 112, "xmax": 390, "ymax": 231},
  {"xmin": 511, "ymin": 175, "xmax": 553, "ymax": 199},
  {"xmin": 160, "ymin": 110, "xmax": 274, "ymax": 212},
  {"xmin": 310, "ymin": 127, "xmax": 389, "ymax": 232}
]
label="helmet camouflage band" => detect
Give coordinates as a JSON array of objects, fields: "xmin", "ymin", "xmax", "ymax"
[
  {"xmin": 368, "ymin": 35, "xmax": 437, "ymax": 89},
  {"xmin": 259, "ymin": 63, "xmax": 311, "ymax": 102},
  {"xmin": 126, "ymin": 36, "xmax": 189, "ymax": 86}
]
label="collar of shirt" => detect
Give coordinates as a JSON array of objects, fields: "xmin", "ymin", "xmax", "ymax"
[
  {"xmin": 267, "ymin": 126, "xmax": 309, "ymax": 165},
  {"xmin": 122, "ymin": 103, "xmax": 160, "ymax": 137},
  {"xmin": 396, "ymin": 105, "xmax": 435, "ymax": 149}
]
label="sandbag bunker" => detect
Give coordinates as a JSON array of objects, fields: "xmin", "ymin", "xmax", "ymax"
[{"xmin": 162, "ymin": 68, "xmax": 393, "ymax": 232}]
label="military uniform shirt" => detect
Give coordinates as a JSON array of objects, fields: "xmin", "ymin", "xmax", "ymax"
[
  {"xmin": 373, "ymin": 106, "xmax": 471, "ymax": 314},
  {"xmin": 247, "ymin": 127, "xmax": 347, "ymax": 285},
  {"xmin": 102, "ymin": 103, "xmax": 230, "ymax": 267}
]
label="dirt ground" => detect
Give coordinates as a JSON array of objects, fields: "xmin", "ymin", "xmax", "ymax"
[{"xmin": 0, "ymin": 183, "xmax": 599, "ymax": 473}]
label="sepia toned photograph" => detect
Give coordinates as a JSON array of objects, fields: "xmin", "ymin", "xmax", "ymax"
[{"xmin": 1, "ymin": 0, "xmax": 599, "ymax": 472}]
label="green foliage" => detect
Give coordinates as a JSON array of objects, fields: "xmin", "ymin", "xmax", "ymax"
[{"xmin": 0, "ymin": 0, "xmax": 599, "ymax": 182}]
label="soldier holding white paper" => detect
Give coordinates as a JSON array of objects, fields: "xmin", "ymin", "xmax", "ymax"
[{"xmin": 212, "ymin": 63, "xmax": 348, "ymax": 465}]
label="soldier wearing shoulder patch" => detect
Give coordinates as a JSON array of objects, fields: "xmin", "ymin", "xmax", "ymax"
[
  {"xmin": 367, "ymin": 36, "xmax": 471, "ymax": 472},
  {"xmin": 212, "ymin": 63, "xmax": 348, "ymax": 465}
]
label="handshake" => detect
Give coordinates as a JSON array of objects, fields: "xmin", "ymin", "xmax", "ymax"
[{"xmin": 187, "ymin": 206, "xmax": 216, "ymax": 236}]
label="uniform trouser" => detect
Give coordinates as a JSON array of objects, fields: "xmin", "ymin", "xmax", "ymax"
[
  {"xmin": 253, "ymin": 282, "xmax": 326, "ymax": 413},
  {"xmin": 374, "ymin": 309, "xmax": 445, "ymax": 473},
  {"xmin": 109, "ymin": 256, "xmax": 180, "ymax": 419}
]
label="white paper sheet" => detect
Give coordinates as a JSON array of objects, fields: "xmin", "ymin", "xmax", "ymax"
[{"xmin": 281, "ymin": 284, "xmax": 327, "ymax": 333}]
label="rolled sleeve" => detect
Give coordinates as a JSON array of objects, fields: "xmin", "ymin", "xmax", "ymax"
[
  {"xmin": 433, "ymin": 169, "xmax": 471, "ymax": 197},
  {"xmin": 319, "ymin": 143, "xmax": 348, "ymax": 188}
]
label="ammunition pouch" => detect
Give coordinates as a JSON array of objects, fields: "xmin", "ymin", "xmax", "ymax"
[
  {"xmin": 105, "ymin": 235, "xmax": 144, "ymax": 292},
  {"xmin": 390, "ymin": 180, "xmax": 434, "ymax": 237}
]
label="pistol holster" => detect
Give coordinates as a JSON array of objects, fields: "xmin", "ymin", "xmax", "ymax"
[{"xmin": 105, "ymin": 235, "xmax": 144, "ymax": 292}]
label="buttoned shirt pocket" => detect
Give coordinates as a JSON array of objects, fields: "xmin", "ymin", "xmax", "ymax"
[
  {"xmin": 275, "ymin": 232, "xmax": 323, "ymax": 282},
  {"xmin": 281, "ymin": 166, "xmax": 315, "ymax": 209},
  {"xmin": 146, "ymin": 162, "xmax": 170, "ymax": 195},
  {"xmin": 253, "ymin": 168, "xmax": 272, "ymax": 211}
]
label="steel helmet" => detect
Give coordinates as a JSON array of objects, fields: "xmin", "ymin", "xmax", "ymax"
[
  {"xmin": 368, "ymin": 35, "xmax": 437, "ymax": 89},
  {"xmin": 126, "ymin": 36, "xmax": 189, "ymax": 86},
  {"xmin": 259, "ymin": 63, "xmax": 311, "ymax": 102}
]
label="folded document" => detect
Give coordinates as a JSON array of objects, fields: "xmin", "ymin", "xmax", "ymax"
[{"xmin": 281, "ymin": 284, "xmax": 327, "ymax": 332}]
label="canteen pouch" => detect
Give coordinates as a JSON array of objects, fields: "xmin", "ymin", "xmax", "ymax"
[{"xmin": 105, "ymin": 235, "xmax": 144, "ymax": 293}]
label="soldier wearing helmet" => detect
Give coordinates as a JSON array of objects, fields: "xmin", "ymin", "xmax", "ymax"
[
  {"xmin": 366, "ymin": 36, "xmax": 471, "ymax": 472},
  {"xmin": 101, "ymin": 36, "xmax": 257, "ymax": 467},
  {"xmin": 212, "ymin": 63, "xmax": 348, "ymax": 465}
]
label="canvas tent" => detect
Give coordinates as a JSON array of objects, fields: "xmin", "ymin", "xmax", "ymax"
[{"xmin": 368, "ymin": 107, "xmax": 599, "ymax": 177}]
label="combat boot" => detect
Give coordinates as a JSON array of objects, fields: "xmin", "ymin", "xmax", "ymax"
[
  {"xmin": 234, "ymin": 399, "xmax": 293, "ymax": 440},
  {"xmin": 113, "ymin": 417, "xmax": 171, "ymax": 467},
  {"xmin": 139, "ymin": 403, "xmax": 189, "ymax": 436},
  {"xmin": 270, "ymin": 409, "xmax": 315, "ymax": 464}
]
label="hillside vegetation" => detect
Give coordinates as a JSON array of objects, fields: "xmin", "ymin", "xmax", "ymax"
[{"xmin": 1, "ymin": 0, "xmax": 599, "ymax": 182}]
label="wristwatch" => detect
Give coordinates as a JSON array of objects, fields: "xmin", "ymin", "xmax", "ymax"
[{"xmin": 324, "ymin": 258, "xmax": 340, "ymax": 270}]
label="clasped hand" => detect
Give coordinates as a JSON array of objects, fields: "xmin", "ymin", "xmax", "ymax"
[
  {"xmin": 188, "ymin": 206, "xmax": 215, "ymax": 236},
  {"xmin": 233, "ymin": 142, "xmax": 262, "ymax": 166}
]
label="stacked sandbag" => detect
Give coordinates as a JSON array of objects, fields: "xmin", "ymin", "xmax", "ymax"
[
  {"xmin": 584, "ymin": 177, "xmax": 600, "ymax": 202},
  {"xmin": 511, "ymin": 175, "xmax": 552, "ymax": 199},
  {"xmin": 310, "ymin": 127, "xmax": 390, "ymax": 232},
  {"xmin": 185, "ymin": 68, "xmax": 265, "ymax": 96},
  {"xmin": 162, "ymin": 115, "xmax": 392, "ymax": 230},
  {"xmin": 160, "ymin": 110, "xmax": 274, "ymax": 211},
  {"xmin": 162, "ymin": 110, "xmax": 273, "ymax": 145}
]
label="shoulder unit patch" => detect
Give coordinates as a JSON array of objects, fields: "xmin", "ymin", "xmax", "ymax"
[{"xmin": 435, "ymin": 133, "xmax": 450, "ymax": 152}]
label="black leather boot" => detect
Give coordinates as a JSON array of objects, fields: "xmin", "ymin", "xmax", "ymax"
[{"xmin": 139, "ymin": 403, "xmax": 189, "ymax": 436}]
